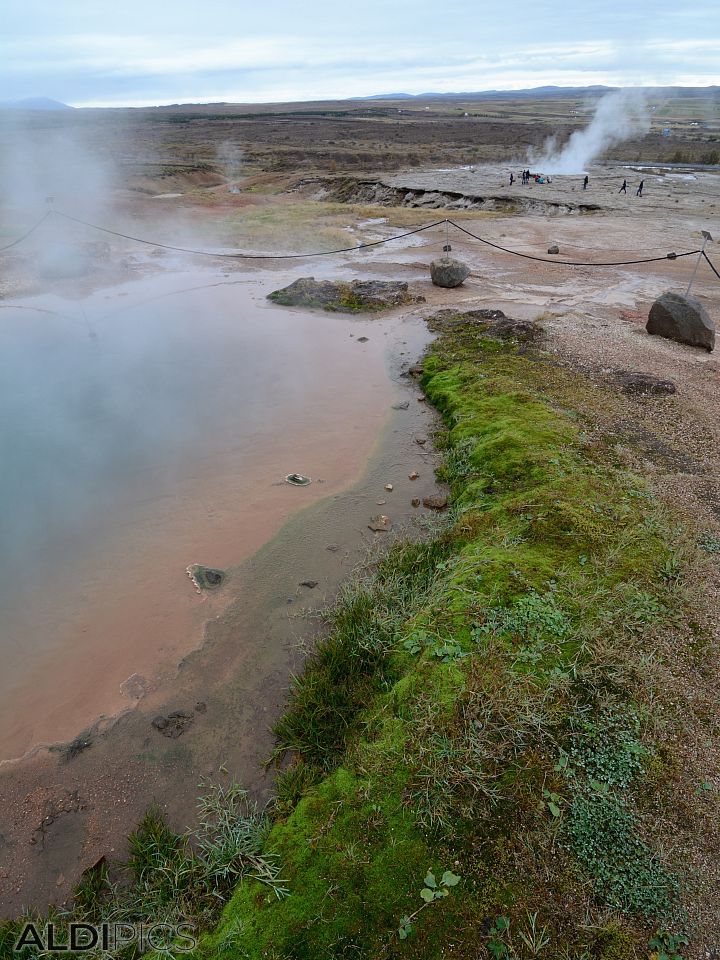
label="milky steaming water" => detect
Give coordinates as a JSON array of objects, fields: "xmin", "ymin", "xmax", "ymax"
[{"xmin": 0, "ymin": 269, "xmax": 394, "ymax": 760}]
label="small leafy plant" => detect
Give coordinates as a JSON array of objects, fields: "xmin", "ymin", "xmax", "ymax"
[
  {"xmin": 404, "ymin": 631, "xmax": 468, "ymax": 663},
  {"xmin": 541, "ymin": 788, "xmax": 564, "ymax": 818},
  {"xmin": 698, "ymin": 532, "xmax": 720, "ymax": 555},
  {"xmin": 487, "ymin": 915, "xmax": 510, "ymax": 959},
  {"xmin": 397, "ymin": 869, "xmax": 461, "ymax": 940},
  {"xmin": 649, "ymin": 930, "xmax": 689, "ymax": 960}
]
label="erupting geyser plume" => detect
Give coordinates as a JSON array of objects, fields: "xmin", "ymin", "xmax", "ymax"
[{"xmin": 530, "ymin": 89, "xmax": 650, "ymax": 174}]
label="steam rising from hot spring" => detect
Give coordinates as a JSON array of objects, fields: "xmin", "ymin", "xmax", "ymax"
[{"xmin": 531, "ymin": 89, "xmax": 650, "ymax": 174}]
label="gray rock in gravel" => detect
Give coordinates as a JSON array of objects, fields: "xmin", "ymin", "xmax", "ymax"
[
  {"xmin": 646, "ymin": 292, "xmax": 715, "ymax": 352},
  {"xmin": 547, "ymin": 244, "xmax": 560, "ymax": 255},
  {"xmin": 612, "ymin": 371, "xmax": 677, "ymax": 396},
  {"xmin": 430, "ymin": 256, "xmax": 470, "ymax": 288}
]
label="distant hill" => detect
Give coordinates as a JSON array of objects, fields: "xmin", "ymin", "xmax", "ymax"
[
  {"xmin": 0, "ymin": 97, "xmax": 74, "ymax": 111},
  {"xmin": 362, "ymin": 86, "xmax": 616, "ymax": 101},
  {"xmin": 361, "ymin": 84, "xmax": 719, "ymax": 101}
]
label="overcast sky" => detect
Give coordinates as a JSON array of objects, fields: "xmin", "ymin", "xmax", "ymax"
[{"xmin": 1, "ymin": 0, "xmax": 718, "ymax": 107}]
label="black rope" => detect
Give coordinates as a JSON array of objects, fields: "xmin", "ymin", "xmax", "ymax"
[
  {"xmin": 56, "ymin": 211, "xmax": 705, "ymax": 270},
  {"xmin": 0, "ymin": 209, "xmax": 714, "ymax": 280},
  {"xmin": 53, "ymin": 211, "xmax": 447, "ymax": 259},
  {"xmin": 703, "ymin": 251, "xmax": 720, "ymax": 281},
  {"xmin": 0, "ymin": 212, "xmax": 52, "ymax": 253},
  {"xmin": 448, "ymin": 220, "xmax": 701, "ymax": 267}
]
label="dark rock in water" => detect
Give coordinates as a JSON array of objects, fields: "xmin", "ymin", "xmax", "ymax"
[
  {"xmin": 408, "ymin": 364, "xmax": 424, "ymax": 376},
  {"xmin": 422, "ymin": 495, "xmax": 448, "ymax": 510},
  {"xmin": 411, "ymin": 497, "xmax": 421, "ymax": 507},
  {"xmin": 392, "ymin": 400, "xmax": 410, "ymax": 410},
  {"xmin": 326, "ymin": 543, "xmax": 340, "ymax": 552},
  {"xmin": 187, "ymin": 564, "xmax": 225, "ymax": 590},
  {"xmin": 62, "ymin": 733, "xmax": 93, "ymax": 761},
  {"xmin": 368, "ymin": 515, "xmax": 392, "ymax": 532},
  {"xmin": 427, "ymin": 308, "xmax": 541, "ymax": 344},
  {"xmin": 300, "ymin": 580, "xmax": 319, "ymax": 588},
  {"xmin": 152, "ymin": 711, "xmax": 194, "ymax": 738},
  {"xmin": 612, "ymin": 371, "xmax": 677, "ymax": 396},
  {"xmin": 430, "ymin": 256, "xmax": 470, "ymax": 288},
  {"xmin": 356, "ymin": 336, "xmax": 369, "ymax": 343},
  {"xmin": 267, "ymin": 277, "xmax": 424, "ymax": 312},
  {"xmin": 647, "ymin": 292, "xmax": 715, "ymax": 352},
  {"xmin": 547, "ymin": 244, "xmax": 560, "ymax": 255}
]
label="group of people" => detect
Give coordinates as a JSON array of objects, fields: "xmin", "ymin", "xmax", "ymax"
[
  {"xmin": 618, "ymin": 178, "xmax": 645, "ymax": 196},
  {"xmin": 515, "ymin": 169, "xmax": 549, "ymax": 185},
  {"xmin": 509, "ymin": 171, "xmax": 646, "ymax": 197}
]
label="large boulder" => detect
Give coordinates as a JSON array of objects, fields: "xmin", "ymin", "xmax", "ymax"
[
  {"xmin": 647, "ymin": 292, "xmax": 715, "ymax": 352},
  {"xmin": 430, "ymin": 257, "xmax": 470, "ymax": 288},
  {"xmin": 267, "ymin": 277, "xmax": 424, "ymax": 312}
]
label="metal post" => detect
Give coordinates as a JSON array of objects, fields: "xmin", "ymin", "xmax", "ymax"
[
  {"xmin": 687, "ymin": 230, "xmax": 713, "ymax": 296},
  {"xmin": 443, "ymin": 218, "xmax": 451, "ymax": 254}
]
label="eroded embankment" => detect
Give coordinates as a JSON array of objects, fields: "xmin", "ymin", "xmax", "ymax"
[
  {"xmin": 293, "ymin": 175, "xmax": 602, "ymax": 216},
  {"xmin": 6, "ymin": 310, "xmax": 717, "ymax": 959}
]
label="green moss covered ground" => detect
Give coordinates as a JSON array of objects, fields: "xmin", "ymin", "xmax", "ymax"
[{"xmin": 194, "ymin": 313, "xmax": 707, "ymax": 959}]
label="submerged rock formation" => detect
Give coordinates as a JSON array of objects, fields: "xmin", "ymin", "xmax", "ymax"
[{"xmin": 267, "ymin": 277, "xmax": 424, "ymax": 312}]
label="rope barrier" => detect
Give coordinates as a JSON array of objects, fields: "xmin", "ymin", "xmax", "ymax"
[
  {"xmin": 0, "ymin": 212, "xmax": 52, "ymax": 253},
  {"xmin": 0, "ymin": 209, "xmax": 716, "ymax": 283},
  {"xmin": 50, "ymin": 211, "xmax": 707, "ymax": 269},
  {"xmin": 52, "ymin": 211, "xmax": 448, "ymax": 260},
  {"xmin": 703, "ymin": 251, "xmax": 720, "ymax": 281},
  {"xmin": 448, "ymin": 220, "xmax": 702, "ymax": 267}
]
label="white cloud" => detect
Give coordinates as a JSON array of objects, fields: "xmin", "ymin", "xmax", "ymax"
[{"xmin": 1, "ymin": 21, "xmax": 718, "ymax": 105}]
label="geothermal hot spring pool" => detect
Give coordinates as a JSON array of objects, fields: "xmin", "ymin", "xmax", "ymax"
[{"xmin": 0, "ymin": 267, "xmax": 400, "ymax": 763}]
